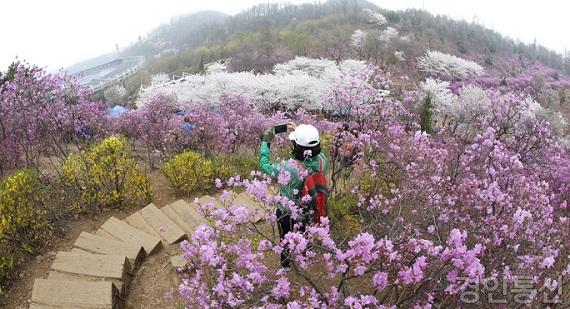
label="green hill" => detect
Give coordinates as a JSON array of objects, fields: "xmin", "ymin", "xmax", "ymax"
[{"xmin": 108, "ymin": 0, "xmax": 570, "ymax": 98}]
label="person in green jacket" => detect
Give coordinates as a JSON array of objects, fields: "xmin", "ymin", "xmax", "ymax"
[{"xmin": 260, "ymin": 123, "xmax": 329, "ymax": 269}]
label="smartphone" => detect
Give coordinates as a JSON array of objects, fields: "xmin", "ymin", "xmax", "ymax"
[{"xmin": 274, "ymin": 124, "xmax": 288, "ymax": 134}]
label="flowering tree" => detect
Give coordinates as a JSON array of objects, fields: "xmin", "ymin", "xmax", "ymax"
[
  {"xmin": 362, "ymin": 8, "xmax": 387, "ymax": 26},
  {"xmin": 206, "ymin": 61, "xmax": 228, "ymax": 75},
  {"xmin": 103, "ymin": 85, "xmax": 127, "ymax": 105},
  {"xmin": 128, "ymin": 93, "xmax": 184, "ymax": 168},
  {"xmin": 351, "ymin": 30, "xmax": 367, "ymax": 59},
  {"xmin": 394, "ymin": 50, "xmax": 406, "ymax": 62},
  {"xmin": 418, "ymin": 77, "xmax": 568, "ymax": 148},
  {"xmin": 378, "ymin": 27, "xmax": 398, "ymax": 44},
  {"xmin": 273, "ymin": 57, "xmax": 339, "ymax": 78},
  {"xmin": 0, "ymin": 62, "xmax": 97, "ymax": 176},
  {"xmin": 418, "ymin": 50, "xmax": 484, "ymax": 80},
  {"xmin": 418, "ymin": 78, "xmax": 456, "ymax": 124},
  {"xmin": 322, "ymin": 65, "xmax": 392, "ymax": 127}
]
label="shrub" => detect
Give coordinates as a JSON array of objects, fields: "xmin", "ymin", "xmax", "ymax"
[
  {"xmin": 162, "ymin": 151, "xmax": 223, "ymax": 195},
  {"xmin": 63, "ymin": 136, "xmax": 152, "ymax": 212},
  {"xmin": 163, "ymin": 151, "xmax": 260, "ymax": 195},
  {"xmin": 213, "ymin": 154, "xmax": 259, "ymax": 179},
  {"xmin": 328, "ymin": 193, "xmax": 361, "ymax": 241},
  {"xmin": 0, "ymin": 169, "xmax": 51, "ymax": 284}
]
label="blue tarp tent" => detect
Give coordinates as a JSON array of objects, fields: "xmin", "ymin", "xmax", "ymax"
[
  {"xmin": 107, "ymin": 105, "xmax": 128, "ymax": 117},
  {"xmin": 182, "ymin": 122, "xmax": 195, "ymax": 132}
]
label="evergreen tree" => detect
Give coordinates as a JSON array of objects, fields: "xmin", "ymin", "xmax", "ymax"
[{"xmin": 419, "ymin": 94, "xmax": 433, "ymax": 133}]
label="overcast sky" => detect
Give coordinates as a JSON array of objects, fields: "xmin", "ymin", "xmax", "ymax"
[{"xmin": 1, "ymin": 0, "xmax": 568, "ymax": 71}]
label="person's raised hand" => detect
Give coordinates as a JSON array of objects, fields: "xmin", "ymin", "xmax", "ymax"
[
  {"xmin": 287, "ymin": 122, "xmax": 296, "ymax": 133},
  {"xmin": 262, "ymin": 127, "xmax": 275, "ymax": 142}
]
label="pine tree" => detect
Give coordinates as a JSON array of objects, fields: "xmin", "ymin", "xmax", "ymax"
[{"xmin": 419, "ymin": 94, "xmax": 433, "ymax": 133}]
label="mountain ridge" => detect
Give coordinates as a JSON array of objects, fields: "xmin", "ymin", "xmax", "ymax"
[{"xmin": 68, "ymin": 0, "xmax": 569, "ymax": 100}]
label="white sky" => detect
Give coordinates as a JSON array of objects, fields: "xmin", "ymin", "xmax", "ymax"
[{"xmin": 1, "ymin": 0, "xmax": 568, "ymax": 71}]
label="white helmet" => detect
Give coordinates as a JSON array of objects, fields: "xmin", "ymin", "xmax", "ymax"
[{"xmin": 288, "ymin": 124, "xmax": 320, "ymax": 147}]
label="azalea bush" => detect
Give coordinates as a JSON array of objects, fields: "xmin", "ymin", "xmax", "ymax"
[
  {"xmin": 177, "ymin": 176, "xmax": 491, "ymax": 308},
  {"xmin": 0, "ymin": 61, "xmax": 104, "ymax": 176},
  {"xmin": 63, "ymin": 136, "xmax": 152, "ymax": 212},
  {"xmin": 182, "ymin": 94, "xmax": 275, "ymax": 155},
  {"xmin": 128, "ymin": 93, "xmax": 185, "ymax": 168}
]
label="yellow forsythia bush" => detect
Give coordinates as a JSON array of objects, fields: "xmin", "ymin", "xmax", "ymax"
[
  {"xmin": 162, "ymin": 151, "xmax": 229, "ymax": 194},
  {"xmin": 63, "ymin": 136, "xmax": 152, "ymax": 212},
  {"xmin": 162, "ymin": 151, "xmax": 260, "ymax": 195},
  {"xmin": 0, "ymin": 169, "xmax": 51, "ymax": 283},
  {"xmin": 213, "ymin": 154, "xmax": 258, "ymax": 180}
]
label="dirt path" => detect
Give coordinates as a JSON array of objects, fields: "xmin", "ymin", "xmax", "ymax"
[{"xmin": 124, "ymin": 244, "xmax": 184, "ymax": 308}]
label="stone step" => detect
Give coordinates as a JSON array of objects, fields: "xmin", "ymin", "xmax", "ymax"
[
  {"xmin": 124, "ymin": 211, "xmax": 161, "ymax": 238},
  {"xmin": 101, "ymin": 216, "xmax": 162, "ymax": 255},
  {"xmin": 49, "ymin": 251, "xmax": 131, "ymax": 296},
  {"xmin": 74, "ymin": 231, "xmax": 146, "ymax": 267},
  {"xmin": 225, "ymin": 191, "xmax": 265, "ymax": 222},
  {"xmin": 29, "ymin": 304, "xmax": 60, "ymax": 309},
  {"xmin": 30, "ymin": 302, "xmax": 115, "ymax": 309},
  {"xmin": 168, "ymin": 200, "xmax": 206, "ymax": 230},
  {"xmin": 31, "ymin": 279, "xmax": 120, "ymax": 308},
  {"xmin": 48, "ymin": 270, "xmax": 127, "ymax": 298},
  {"xmin": 95, "ymin": 228, "xmax": 121, "ymax": 241},
  {"xmin": 160, "ymin": 204, "xmax": 195, "ymax": 235},
  {"xmin": 232, "ymin": 189, "xmax": 269, "ymax": 209},
  {"xmin": 170, "ymin": 255, "xmax": 187, "ymax": 269},
  {"xmin": 138, "ymin": 203, "xmax": 186, "ymax": 244},
  {"xmin": 197, "ymin": 195, "xmax": 222, "ymax": 209},
  {"xmin": 240, "ymin": 191, "xmax": 266, "ymax": 212},
  {"xmin": 245, "ymin": 192, "xmax": 268, "ymax": 219},
  {"xmin": 216, "ymin": 191, "xmax": 266, "ymax": 222},
  {"xmin": 170, "ymin": 200, "xmax": 205, "ymax": 227},
  {"xmin": 71, "ymin": 248, "xmax": 93, "ymax": 255}
]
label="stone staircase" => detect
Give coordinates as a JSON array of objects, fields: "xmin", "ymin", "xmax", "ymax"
[{"xmin": 28, "ymin": 191, "xmax": 265, "ymax": 309}]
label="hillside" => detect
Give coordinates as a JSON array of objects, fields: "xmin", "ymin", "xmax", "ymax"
[
  {"xmin": 110, "ymin": 0, "xmax": 570, "ymax": 100},
  {"xmin": 121, "ymin": 10, "xmax": 228, "ymax": 59}
]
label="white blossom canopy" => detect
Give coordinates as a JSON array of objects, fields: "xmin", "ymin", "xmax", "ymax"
[{"xmin": 137, "ymin": 57, "xmax": 369, "ymax": 111}]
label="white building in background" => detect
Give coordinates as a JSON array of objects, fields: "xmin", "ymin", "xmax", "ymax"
[{"xmin": 74, "ymin": 56, "xmax": 145, "ymax": 92}]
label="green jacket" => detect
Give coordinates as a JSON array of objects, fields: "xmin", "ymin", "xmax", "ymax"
[{"xmin": 259, "ymin": 141, "xmax": 329, "ymax": 212}]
